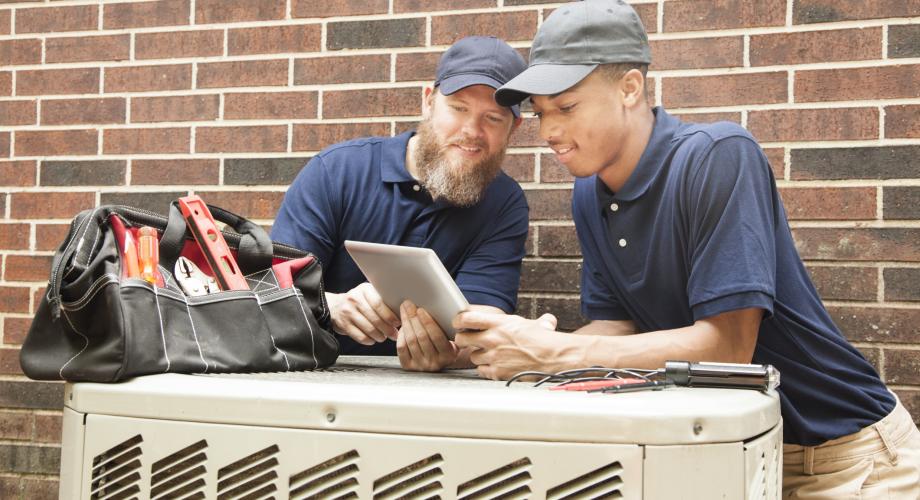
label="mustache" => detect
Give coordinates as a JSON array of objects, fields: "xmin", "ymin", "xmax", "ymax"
[{"xmin": 445, "ymin": 136, "xmax": 487, "ymax": 150}]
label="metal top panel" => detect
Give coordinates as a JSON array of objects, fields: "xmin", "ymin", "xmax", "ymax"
[{"xmin": 66, "ymin": 356, "xmax": 780, "ymax": 445}]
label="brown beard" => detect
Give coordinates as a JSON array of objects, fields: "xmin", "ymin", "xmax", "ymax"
[{"xmin": 413, "ymin": 118, "xmax": 507, "ymax": 208}]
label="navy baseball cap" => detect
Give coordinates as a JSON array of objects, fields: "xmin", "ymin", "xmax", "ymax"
[{"xmin": 435, "ymin": 36, "xmax": 527, "ymax": 117}]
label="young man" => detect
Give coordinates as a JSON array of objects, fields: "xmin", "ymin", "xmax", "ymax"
[
  {"xmin": 454, "ymin": 1, "xmax": 920, "ymax": 496},
  {"xmin": 271, "ymin": 36, "xmax": 528, "ymax": 373}
]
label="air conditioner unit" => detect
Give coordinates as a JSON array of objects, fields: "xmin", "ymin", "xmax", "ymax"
[{"xmin": 60, "ymin": 357, "xmax": 782, "ymax": 499}]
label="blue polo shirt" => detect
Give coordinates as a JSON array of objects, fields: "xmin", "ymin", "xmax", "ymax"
[
  {"xmin": 272, "ymin": 131, "xmax": 529, "ymax": 355},
  {"xmin": 574, "ymin": 108, "xmax": 895, "ymax": 446}
]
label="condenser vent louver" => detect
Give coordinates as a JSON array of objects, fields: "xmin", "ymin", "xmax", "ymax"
[
  {"xmin": 150, "ymin": 439, "xmax": 208, "ymax": 500},
  {"xmin": 546, "ymin": 461, "xmax": 624, "ymax": 500},
  {"xmin": 372, "ymin": 453, "xmax": 444, "ymax": 499},
  {"xmin": 90, "ymin": 434, "xmax": 143, "ymax": 500},
  {"xmin": 457, "ymin": 457, "xmax": 532, "ymax": 500},
  {"xmin": 289, "ymin": 449, "xmax": 360, "ymax": 500},
  {"xmin": 750, "ymin": 440, "xmax": 779, "ymax": 500},
  {"xmin": 216, "ymin": 444, "xmax": 280, "ymax": 500}
]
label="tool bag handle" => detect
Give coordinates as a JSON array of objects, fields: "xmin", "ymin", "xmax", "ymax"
[{"xmin": 159, "ymin": 201, "xmax": 275, "ymax": 276}]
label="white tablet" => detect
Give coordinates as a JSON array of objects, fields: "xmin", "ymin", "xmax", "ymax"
[{"xmin": 344, "ymin": 240, "xmax": 469, "ymax": 339}]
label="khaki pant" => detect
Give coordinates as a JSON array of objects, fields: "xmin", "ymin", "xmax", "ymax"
[{"xmin": 782, "ymin": 396, "xmax": 920, "ymax": 499}]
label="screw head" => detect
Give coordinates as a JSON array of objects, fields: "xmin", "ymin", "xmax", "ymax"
[{"xmin": 326, "ymin": 412, "xmax": 336, "ymax": 423}]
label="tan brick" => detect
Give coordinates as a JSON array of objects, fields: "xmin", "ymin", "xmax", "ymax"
[
  {"xmin": 131, "ymin": 94, "xmax": 219, "ymax": 123},
  {"xmin": 35, "ymin": 224, "xmax": 70, "ymax": 252},
  {"xmin": 651, "ymin": 37, "xmax": 743, "ymax": 71},
  {"xmin": 3, "ymin": 317, "xmax": 32, "ymax": 345},
  {"xmin": 751, "ymin": 28, "xmax": 882, "ymax": 66},
  {"xmin": 796, "ymin": 65, "xmax": 920, "ymax": 103},
  {"xmin": 103, "ymin": 128, "xmax": 189, "ymax": 154},
  {"xmin": 0, "ymin": 223, "xmax": 30, "ymax": 251},
  {"xmin": 135, "ymin": 30, "xmax": 223, "ymax": 60},
  {"xmin": 324, "ymin": 88, "xmax": 420, "ymax": 118},
  {"xmin": 663, "ymin": 72, "xmax": 787, "ymax": 108},
  {"xmin": 0, "ymin": 286, "xmax": 31, "ymax": 313},
  {"xmin": 885, "ymin": 105, "xmax": 920, "ymax": 139},
  {"xmin": 779, "ymin": 187, "xmax": 876, "ymax": 220},
  {"xmin": 432, "ymin": 12, "xmax": 537, "ymax": 45},
  {"xmin": 395, "ymin": 52, "xmax": 441, "ymax": 82},
  {"xmin": 228, "ymin": 25, "xmax": 321, "ymax": 55},
  {"xmin": 194, "ymin": 191, "xmax": 284, "ymax": 219},
  {"xmin": 4, "ymin": 255, "xmax": 51, "ymax": 282},
  {"xmin": 196, "ymin": 0, "xmax": 285, "ymax": 24},
  {"xmin": 0, "ymin": 160, "xmax": 36, "ymax": 187},
  {"xmin": 40, "ymin": 98, "xmax": 125, "ymax": 126},
  {"xmin": 132, "ymin": 159, "xmax": 220, "ymax": 185},
  {"xmin": 197, "ymin": 60, "xmax": 288, "ymax": 89},
  {"xmin": 0, "ymin": 410, "xmax": 30, "ymax": 440},
  {"xmin": 0, "ymin": 100, "xmax": 36, "ymax": 126},
  {"xmin": 292, "ymin": 122, "xmax": 391, "ymax": 151},
  {"xmin": 805, "ymin": 265, "xmax": 878, "ymax": 302},
  {"xmin": 525, "ymin": 189, "xmax": 571, "ymax": 221},
  {"xmin": 294, "ymin": 54, "xmax": 390, "ymax": 85},
  {"xmin": 11, "ymin": 192, "xmax": 94, "ymax": 220},
  {"xmin": 224, "ymin": 92, "xmax": 317, "ymax": 120},
  {"xmin": 671, "ymin": 112, "xmax": 742, "ymax": 124},
  {"xmin": 105, "ymin": 64, "xmax": 192, "ymax": 93},
  {"xmin": 16, "ymin": 4, "xmax": 97, "ymax": 33},
  {"xmin": 16, "ymin": 68, "xmax": 99, "ymax": 96},
  {"xmin": 0, "ymin": 39, "xmax": 41, "ymax": 66},
  {"xmin": 748, "ymin": 108, "xmax": 878, "ymax": 142},
  {"xmin": 292, "ymin": 0, "xmax": 387, "ymax": 18},
  {"xmin": 16, "ymin": 130, "xmax": 98, "ymax": 156},
  {"xmin": 794, "ymin": 0, "xmax": 920, "ymax": 24},
  {"xmin": 104, "ymin": 0, "xmax": 189, "ymax": 30},
  {"xmin": 664, "ymin": 0, "xmax": 785, "ymax": 32},
  {"xmin": 195, "ymin": 126, "xmax": 287, "ymax": 153},
  {"xmin": 34, "ymin": 413, "xmax": 62, "ymax": 443},
  {"xmin": 46, "ymin": 35, "xmax": 130, "ymax": 64}
]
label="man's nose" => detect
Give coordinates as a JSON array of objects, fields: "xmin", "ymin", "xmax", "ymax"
[
  {"xmin": 460, "ymin": 115, "xmax": 486, "ymax": 140},
  {"xmin": 539, "ymin": 116, "xmax": 559, "ymax": 143}
]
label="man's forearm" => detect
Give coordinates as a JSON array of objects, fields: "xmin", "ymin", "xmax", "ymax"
[{"xmin": 573, "ymin": 319, "xmax": 637, "ymax": 336}]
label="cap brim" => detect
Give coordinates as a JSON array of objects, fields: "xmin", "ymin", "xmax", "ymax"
[
  {"xmin": 438, "ymin": 74, "xmax": 521, "ymax": 117},
  {"xmin": 495, "ymin": 63, "xmax": 597, "ymax": 107}
]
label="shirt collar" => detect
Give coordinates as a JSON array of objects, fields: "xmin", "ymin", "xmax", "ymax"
[
  {"xmin": 603, "ymin": 107, "xmax": 682, "ymax": 204},
  {"xmin": 381, "ymin": 131, "xmax": 417, "ymax": 183}
]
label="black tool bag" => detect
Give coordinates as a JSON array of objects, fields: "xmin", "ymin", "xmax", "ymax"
[{"xmin": 20, "ymin": 202, "xmax": 339, "ymax": 382}]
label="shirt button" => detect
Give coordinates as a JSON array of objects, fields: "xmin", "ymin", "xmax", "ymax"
[
  {"xmin": 618, "ymin": 238, "xmax": 627, "ymax": 248},
  {"xmin": 412, "ymin": 184, "xmax": 421, "ymax": 192},
  {"xmin": 610, "ymin": 203, "xmax": 619, "ymax": 212}
]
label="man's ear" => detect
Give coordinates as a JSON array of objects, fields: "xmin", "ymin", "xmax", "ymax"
[
  {"xmin": 422, "ymin": 86, "xmax": 435, "ymax": 118},
  {"xmin": 510, "ymin": 116, "xmax": 523, "ymax": 135},
  {"xmin": 620, "ymin": 69, "xmax": 646, "ymax": 108}
]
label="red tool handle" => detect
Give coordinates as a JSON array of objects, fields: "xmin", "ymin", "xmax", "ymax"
[{"xmin": 177, "ymin": 195, "xmax": 249, "ymax": 291}]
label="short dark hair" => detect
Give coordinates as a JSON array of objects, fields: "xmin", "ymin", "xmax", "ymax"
[{"xmin": 594, "ymin": 62, "xmax": 650, "ymax": 99}]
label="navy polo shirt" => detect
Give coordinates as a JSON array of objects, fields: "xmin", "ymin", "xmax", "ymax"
[
  {"xmin": 271, "ymin": 131, "xmax": 529, "ymax": 355},
  {"xmin": 573, "ymin": 108, "xmax": 895, "ymax": 446}
]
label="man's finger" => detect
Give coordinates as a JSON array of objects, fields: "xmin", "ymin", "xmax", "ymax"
[
  {"xmin": 537, "ymin": 313, "xmax": 558, "ymax": 329},
  {"xmin": 454, "ymin": 330, "xmax": 488, "ymax": 350},
  {"xmin": 346, "ymin": 309, "xmax": 386, "ymax": 343},
  {"xmin": 353, "ymin": 296, "xmax": 396, "ymax": 341},
  {"xmin": 401, "ymin": 303, "xmax": 425, "ymax": 363},
  {"xmin": 362, "ymin": 285, "xmax": 401, "ymax": 331},
  {"xmin": 453, "ymin": 310, "xmax": 506, "ymax": 331},
  {"xmin": 417, "ymin": 307, "xmax": 453, "ymax": 355}
]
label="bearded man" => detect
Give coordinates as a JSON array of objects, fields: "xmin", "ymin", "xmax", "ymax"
[{"xmin": 271, "ymin": 36, "xmax": 529, "ymax": 371}]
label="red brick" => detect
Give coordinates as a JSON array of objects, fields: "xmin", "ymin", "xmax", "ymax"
[
  {"xmin": 0, "ymin": 71, "xmax": 10, "ymax": 96},
  {"xmin": 4, "ymin": 317, "xmax": 33, "ymax": 344},
  {"xmin": 651, "ymin": 37, "xmax": 742, "ymax": 71},
  {"xmin": 510, "ymin": 117, "xmax": 543, "ymax": 148},
  {"xmin": 132, "ymin": 159, "xmax": 219, "ymax": 185},
  {"xmin": 502, "ymin": 154, "xmax": 535, "ymax": 184},
  {"xmin": 537, "ymin": 225, "xmax": 580, "ymax": 257},
  {"xmin": 751, "ymin": 28, "xmax": 882, "ymax": 67},
  {"xmin": 0, "ymin": 10, "xmax": 8, "ymax": 36},
  {"xmin": 46, "ymin": 35, "xmax": 130, "ymax": 64},
  {"xmin": 224, "ymin": 92, "xmax": 317, "ymax": 120},
  {"xmin": 196, "ymin": 0, "xmax": 285, "ymax": 24},
  {"xmin": 671, "ymin": 112, "xmax": 742, "ymax": 124},
  {"xmin": 763, "ymin": 147, "xmax": 785, "ymax": 179},
  {"xmin": 21, "ymin": 478, "xmax": 58, "ymax": 500},
  {"xmin": 35, "ymin": 224, "xmax": 70, "ymax": 252},
  {"xmin": 432, "ymin": 12, "xmax": 537, "ymax": 45},
  {"xmin": 396, "ymin": 0, "xmax": 492, "ymax": 12},
  {"xmin": 103, "ymin": 128, "xmax": 189, "ymax": 154},
  {"xmin": 197, "ymin": 60, "xmax": 288, "ymax": 89},
  {"xmin": 396, "ymin": 52, "xmax": 441, "ymax": 82},
  {"xmin": 34, "ymin": 413, "xmax": 62, "ymax": 443},
  {"xmin": 4, "ymin": 255, "xmax": 51, "ymax": 282},
  {"xmin": 16, "ymin": 130, "xmax": 98, "ymax": 156},
  {"xmin": 195, "ymin": 126, "xmax": 287, "ymax": 153},
  {"xmin": 885, "ymin": 105, "xmax": 920, "ymax": 139},
  {"xmin": 135, "ymin": 30, "xmax": 223, "ymax": 60},
  {"xmin": 886, "ymin": 349, "xmax": 920, "ymax": 385},
  {"xmin": 664, "ymin": 0, "xmax": 785, "ymax": 32},
  {"xmin": 292, "ymin": 122, "xmax": 390, "ymax": 151},
  {"xmin": 540, "ymin": 153, "xmax": 572, "ymax": 183},
  {"xmin": 292, "ymin": 0, "xmax": 386, "ymax": 17},
  {"xmin": 0, "ymin": 347, "xmax": 23, "ymax": 375},
  {"xmin": 0, "ymin": 410, "xmax": 30, "ymax": 440},
  {"xmin": 194, "ymin": 191, "xmax": 284, "ymax": 219},
  {"xmin": 525, "ymin": 189, "xmax": 571, "ymax": 221},
  {"xmin": 131, "ymin": 95, "xmax": 219, "ymax": 123},
  {"xmin": 40, "ymin": 98, "xmax": 125, "ymax": 126},
  {"xmin": 780, "ymin": 187, "xmax": 876, "ymax": 220},
  {"xmin": 294, "ymin": 54, "xmax": 390, "ymax": 85},
  {"xmin": 805, "ymin": 265, "xmax": 878, "ymax": 301},
  {"xmin": 11, "ymin": 192, "xmax": 94, "ymax": 219},
  {"xmin": 0, "ymin": 100, "xmax": 36, "ymax": 126},
  {"xmin": 0, "ymin": 286, "xmax": 31, "ymax": 313},
  {"xmin": 634, "ymin": 3, "xmax": 658, "ymax": 34},
  {"xmin": 105, "ymin": 64, "xmax": 191, "ymax": 93},
  {"xmin": 0, "ymin": 39, "xmax": 41, "ymax": 66},
  {"xmin": 229, "ymin": 25, "xmax": 321, "ymax": 55},
  {"xmin": 16, "ymin": 4, "xmax": 97, "ymax": 33},
  {"xmin": 0, "ymin": 160, "xmax": 36, "ymax": 187},
  {"xmin": 794, "ymin": 0, "xmax": 920, "ymax": 24},
  {"xmin": 793, "ymin": 228, "xmax": 920, "ymax": 262},
  {"xmin": 103, "ymin": 0, "xmax": 189, "ymax": 30},
  {"xmin": 0, "ymin": 132, "xmax": 8, "ymax": 157},
  {"xmin": 0, "ymin": 223, "xmax": 30, "ymax": 251},
  {"xmin": 796, "ymin": 65, "xmax": 920, "ymax": 103},
  {"xmin": 16, "ymin": 68, "xmax": 99, "ymax": 96},
  {"xmin": 828, "ymin": 307, "xmax": 920, "ymax": 344},
  {"xmin": 663, "ymin": 72, "xmax": 787, "ymax": 108},
  {"xmin": 323, "ymin": 88, "xmax": 420, "ymax": 119},
  {"xmin": 748, "ymin": 108, "xmax": 879, "ymax": 143}
]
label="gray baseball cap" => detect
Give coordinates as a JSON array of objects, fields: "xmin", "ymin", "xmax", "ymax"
[{"xmin": 495, "ymin": 0, "xmax": 651, "ymax": 107}]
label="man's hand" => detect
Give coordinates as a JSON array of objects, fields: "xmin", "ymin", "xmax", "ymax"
[
  {"xmin": 325, "ymin": 283, "xmax": 400, "ymax": 345},
  {"xmin": 396, "ymin": 300, "xmax": 460, "ymax": 372},
  {"xmin": 453, "ymin": 311, "xmax": 577, "ymax": 380}
]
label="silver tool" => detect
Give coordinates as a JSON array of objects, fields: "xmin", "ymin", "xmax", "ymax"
[{"xmin": 175, "ymin": 256, "xmax": 219, "ymax": 296}]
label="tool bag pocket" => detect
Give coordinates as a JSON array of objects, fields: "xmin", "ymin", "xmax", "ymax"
[{"xmin": 20, "ymin": 203, "xmax": 339, "ymax": 382}]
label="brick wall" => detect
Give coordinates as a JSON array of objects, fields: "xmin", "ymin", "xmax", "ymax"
[{"xmin": 1, "ymin": 0, "xmax": 918, "ymax": 495}]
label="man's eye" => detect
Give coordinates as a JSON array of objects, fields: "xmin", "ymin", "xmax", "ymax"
[
  {"xmin": 451, "ymin": 105, "xmax": 466, "ymax": 112},
  {"xmin": 560, "ymin": 103, "xmax": 577, "ymax": 113},
  {"xmin": 486, "ymin": 114, "xmax": 505, "ymax": 123}
]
